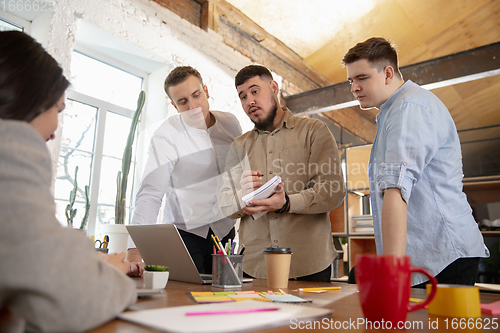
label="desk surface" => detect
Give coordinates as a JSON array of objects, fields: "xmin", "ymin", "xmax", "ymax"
[{"xmin": 87, "ymin": 279, "xmax": 500, "ymax": 332}]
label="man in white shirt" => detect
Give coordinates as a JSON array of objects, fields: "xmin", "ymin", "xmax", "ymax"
[{"xmin": 127, "ymin": 66, "xmax": 242, "ymax": 276}]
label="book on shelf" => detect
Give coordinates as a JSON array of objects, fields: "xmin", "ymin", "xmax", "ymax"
[
  {"xmin": 351, "ymin": 217, "xmax": 374, "ymax": 233},
  {"xmin": 351, "ymin": 215, "xmax": 373, "ymax": 221},
  {"xmin": 352, "ymin": 227, "xmax": 374, "ymax": 234}
]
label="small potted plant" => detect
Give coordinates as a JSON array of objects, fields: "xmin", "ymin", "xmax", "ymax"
[{"xmin": 143, "ymin": 265, "xmax": 169, "ymax": 289}]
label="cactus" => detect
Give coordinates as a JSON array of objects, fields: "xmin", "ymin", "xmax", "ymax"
[
  {"xmin": 65, "ymin": 167, "xmax": 78, "ymax": 228},
  {"xmin": 114, "ymin": 91, "xmax": 146, "ymax": 224},
  {"xmin": 79, "ymin": 185, "xmax": 90, "ymax": 230},
  {"xmin": 65, "ymin": 166, "xmax": 90, "ymax": 229}
]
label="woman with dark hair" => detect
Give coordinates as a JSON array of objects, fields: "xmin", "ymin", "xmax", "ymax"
[{"xmin": 0, "ymin": 31, "xmax": 137, "ymax": 332}]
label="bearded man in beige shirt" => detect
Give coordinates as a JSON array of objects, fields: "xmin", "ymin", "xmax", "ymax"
[{"xmin": 219, "ymin": 65, "xmax": 345, "ymax": 282}]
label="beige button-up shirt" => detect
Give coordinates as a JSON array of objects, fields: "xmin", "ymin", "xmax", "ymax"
[{"xmin": 219, "ymin": 108, "xmax": 345, "ymax": 278}]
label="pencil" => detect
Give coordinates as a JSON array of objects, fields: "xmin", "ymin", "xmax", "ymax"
[
  {"xmin": 297, "ymin": 287, "xmax": 341, "ymax": 292},
  {"xmin": 211, "ymin": 235, "xmax": 221, "ymax": 251}
]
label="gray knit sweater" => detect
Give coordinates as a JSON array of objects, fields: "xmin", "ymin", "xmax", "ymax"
[{"xmin": 0, "ymin": 119, "xmax": 137, "ymax": 332}]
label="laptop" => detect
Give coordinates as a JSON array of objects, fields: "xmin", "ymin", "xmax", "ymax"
[{"xmin": 127, "ymin": 224, "xmax": 252, "ymax": 284}]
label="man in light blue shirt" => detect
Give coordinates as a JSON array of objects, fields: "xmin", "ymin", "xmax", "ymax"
[{"xmin": 342, "ymin": 37, "xmax": 489, "ymax": 286}]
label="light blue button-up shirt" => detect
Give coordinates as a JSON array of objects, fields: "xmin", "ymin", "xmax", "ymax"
[{"xmin": 369, "ymin": 80, "xmax": 489, "ymax": 285}]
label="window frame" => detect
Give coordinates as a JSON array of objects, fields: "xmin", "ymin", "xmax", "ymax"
[
  {"xmin": 0, "ymin": 9, "xmax": 31, "ymax": 33},
  {"xmin": 58, "ymin": 49, "xmax": 148, "ymax": 236}
]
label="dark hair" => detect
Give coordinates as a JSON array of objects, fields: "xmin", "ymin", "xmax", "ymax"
[
  {"xmin": 0, "ymin": 31, "xmax": 70, "ymax": 122},
  {"xmin": 164, "ymin": 66, "xmax": 204, "ymax": 99},
  {"xmin": 342, "ymin": 37, "xmax": 401, "ymax": 77},
  {"xmin": 235, "ymin": 65, "xmax": 273, "ymax": 88}
]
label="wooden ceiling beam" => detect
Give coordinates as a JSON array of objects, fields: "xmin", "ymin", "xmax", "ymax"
[
  {"xmin": 195, "ymin": 0, "xmax": 332, "ymax": 86},
  {"xmin": 283, "ymin": 42, "xmax": 500, "ymax": 116},
  {"xmin": 201, "ymin": 1, "xmax": 218, "ymax": 31}
]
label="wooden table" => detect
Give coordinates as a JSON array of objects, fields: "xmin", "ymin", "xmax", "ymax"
[{"xmin": 87, "ymin": 279, "xmax": 500, "ymax": 332}]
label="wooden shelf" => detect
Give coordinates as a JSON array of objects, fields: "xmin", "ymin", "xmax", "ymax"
[
  {"xmin": 329, "ymin": 200, "xmax": 345, "ymax": 233},
  {"xmin": 463, "ymin": 177, "xmax": 500, "ymax": 206},
  {"xmin": 481, "ymin": 231, "xmax": 500, "ymax": 236},
  {"xmin": 330, "ymin": 145, "xmax": 375, "ymax": 273},
  {"xmin": 348, "ymin": 236, "xmax": 376, "ymax": 270}
]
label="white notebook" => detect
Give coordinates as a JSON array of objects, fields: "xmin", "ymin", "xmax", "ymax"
[
  {"xmin": 120, "ymin": 300, "xmax": 331, "ymax": 333},
  {"xmin": 242, "ymin": 175, "xmax": 282, "ymax": 220}
]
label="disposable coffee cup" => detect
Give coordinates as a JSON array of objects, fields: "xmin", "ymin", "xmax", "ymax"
[{"xmin": 264, "ymin": 246, "xmax": 292, "ymax": 289}]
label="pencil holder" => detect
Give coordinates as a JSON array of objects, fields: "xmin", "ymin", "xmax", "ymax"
[{"xmin": 212, "ymin": 254, "xmax": 243, "ymax": 288}]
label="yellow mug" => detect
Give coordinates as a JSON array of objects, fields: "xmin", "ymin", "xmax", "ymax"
[{"xmin": 426, "ymin": 284, "xmax": 481, "ymax": 318}]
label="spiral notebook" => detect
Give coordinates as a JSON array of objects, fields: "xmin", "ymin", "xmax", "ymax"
[{"xmin": 242, "ymin": 175, "xmax": 282, "ymax": 220}]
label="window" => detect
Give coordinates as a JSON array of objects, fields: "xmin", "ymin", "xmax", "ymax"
[
  {"xmin": 0, "ymin": 9, "xmax": 30, "ymax": 32},
  {"xmin": 54, "ymin": 51, "xmax": 145, "ymax": 236},
  {"xmin": 0, "ymin": 16, "xmax": 22, "ymax": 31}
]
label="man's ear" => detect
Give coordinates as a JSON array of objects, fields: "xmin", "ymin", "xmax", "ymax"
[
  {"xmin": 203, "ymin": 85, "xmax": 210, "ymax": 99},
  {"xmin": 384, "ymin": 66, "xmax": 395, "ymax": 85},
  {"xmin": 171, "ymin": 101, "xmax": 180, "ymax": 113},
  {"xmin": 270, "ymin": 80, "xmax": 280, "ymax": 95}
]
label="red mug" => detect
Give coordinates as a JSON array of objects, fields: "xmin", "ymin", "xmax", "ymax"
[{"xmin": 356, "ymin": 255, "xmax": 437, "ymax": 327}]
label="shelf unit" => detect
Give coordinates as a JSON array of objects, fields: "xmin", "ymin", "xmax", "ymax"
[
  {"xmin": 463, "ymin": 176, "xmax": 500, "ymax": 236},
  {"xmin": 330, "ymin": 144, "xmax": 376, "ymax": 275}
]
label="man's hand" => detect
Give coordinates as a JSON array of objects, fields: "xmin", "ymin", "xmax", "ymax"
[
  {"xmin": 98, "ymin": 252, "xmax": 130, "ymax": 274},
  {"xmin": 242, "ymin": 182, "xmax": 286, "ymax": 215},
  {"xmin": 240, "ymin": 170, "xmax": 263, "ymax": 196},
  {"xmin": 128, "ymin": 262, "xmax": 145, "ymax": 277},
  {"xmin": 126, "ymin": 248, "xmax": 145, "ymax": 277}
]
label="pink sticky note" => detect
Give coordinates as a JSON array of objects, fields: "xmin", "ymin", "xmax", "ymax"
[{"xmin": 481, "ymin": 301, "xmax": 500, "ymax": 315}]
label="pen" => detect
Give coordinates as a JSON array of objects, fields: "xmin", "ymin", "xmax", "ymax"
[
  {"xmin": 238, "ymin": 246, "xmax": 246, "ymax": 255},
  {"xmin": 255, "ymin": 174, "xmax": 263, "ymax": 177},
  {"xmin": 297, "ymin": 287, "xmax": 341, "ymax": 292},
  {"xmin": 186, "ymin": 307, "xmax": 279, "ymax": 316},
  {"xmin": 215, "ymin": 236, "xmax": 241, "ymax": 284}
]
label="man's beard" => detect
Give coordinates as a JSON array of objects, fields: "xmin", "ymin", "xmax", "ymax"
[{"xmin": 252, "ymin": 98, "xmax": 277, "ymax": 131}]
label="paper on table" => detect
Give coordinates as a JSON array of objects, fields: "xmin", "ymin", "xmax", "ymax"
[
  {"xmin": 261, "ymin": 294, "xmax": 312, "ymax": 303},
  {"xmin": 242, "ymin": 175, "xmax": 282, "ymax": 220},
  {"xmin": 119, "ymin": 299, "xmax": 331, "ymax": 333}
]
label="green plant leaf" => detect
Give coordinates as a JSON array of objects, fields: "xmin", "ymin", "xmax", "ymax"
[
  {"xmin": 114, "ymin": 91, "xmax": 145, "ymax": 224},
  {"xmin": 144, "ymin": 265, "xmax": 168, "ymax": 272}
]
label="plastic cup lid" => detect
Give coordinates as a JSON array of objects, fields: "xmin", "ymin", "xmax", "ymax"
[{"xmin": 263, "ymin": 246, "xmax": 292, "ymax": 254}]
